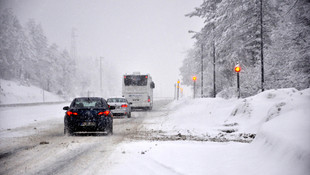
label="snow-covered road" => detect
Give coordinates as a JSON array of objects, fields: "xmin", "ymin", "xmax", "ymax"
[{"xmin": 0, "ymin": 100, "xmax": 171, "ymax": 174}]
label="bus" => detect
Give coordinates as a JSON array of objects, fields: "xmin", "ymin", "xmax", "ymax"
[{"xmin": 122, "ymin": 72, "xmax": 155, "ymax": 110}]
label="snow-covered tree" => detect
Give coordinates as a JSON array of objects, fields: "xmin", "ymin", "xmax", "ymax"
[
  {"xmin": 182, "ymin": 0, "xmax": 310, "ymax": 97},
  {"xmin": 0, "ymin": 9, "xmax": 79, "ymax": 97},
  {"xmin": 0, "ymin": 9, "xmax": 27, "ymax": 80},
  {"xmin": 265, "ymin": 0, "xmax": 310, "ymax": 90}
]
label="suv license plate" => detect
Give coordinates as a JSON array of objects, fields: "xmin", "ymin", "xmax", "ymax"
[{"xmin": 81, "ymin": 122, "xmax": 96, "ymax": 126}]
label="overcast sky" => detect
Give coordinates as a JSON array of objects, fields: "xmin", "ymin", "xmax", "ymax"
[{"xmin": 2, "ymin": 0, "xmax": 203, "ymax": 98}]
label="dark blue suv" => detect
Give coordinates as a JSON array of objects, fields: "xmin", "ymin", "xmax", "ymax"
[{"xmin": 63, "ymin": 97, "xmax": 113, "ymax": 135}]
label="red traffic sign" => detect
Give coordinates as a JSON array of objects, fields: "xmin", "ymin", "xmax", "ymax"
[
  {"xmin": 234, "ymin": 65, "xmax": 241, "ymax": 72},
  {"xmin": 192, "ymin": 76, "xmax": 197, "ymax": 81}
]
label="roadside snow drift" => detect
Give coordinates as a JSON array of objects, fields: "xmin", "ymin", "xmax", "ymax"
[{"xmin": 105, "ymin": 88, "xmax": 310, "ymax": 175}]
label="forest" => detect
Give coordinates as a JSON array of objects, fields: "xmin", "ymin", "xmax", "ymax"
[
  {"xmin": 1, "ymin": 0, "xmax": 309, "ymax": 99},
  {"xmin": 0, "ymin": 9, "xmax": 116, "ymax": 98},
  {"xmin": 0, "ymin": 9, "xmax": 77, "ymax": 97},
  {"xmin": 180, "ymin": 0, "xmax": 310, "ymax": 98}
]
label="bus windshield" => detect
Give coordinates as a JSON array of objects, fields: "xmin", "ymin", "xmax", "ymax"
[{"xmin": 124, "ymin": 75, "xmax": 147, "ymax": 86}]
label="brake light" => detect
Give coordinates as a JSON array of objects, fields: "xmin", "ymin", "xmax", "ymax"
[
  {"xmin": 67, "ymin": 111, "xmax": 78, "ymax": 116},
  {"xmin": 104, "ymin": 111, "xmax": 110, "ymax": 116},
  {"xmin": 148, "ymin": 96, "xmax": 151, "ymax": 102},
  {"xmin": 121, "ymin": 104, "xmax": 128, "ymax": 108},
  {"xmin": 98, "ymin": 111, "xmax": 110, "ymax": 116}
]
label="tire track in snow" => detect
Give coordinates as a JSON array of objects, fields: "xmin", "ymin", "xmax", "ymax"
[{"xmin": 0, "ymin": 100, "xmax": 172, "ymax": 174}]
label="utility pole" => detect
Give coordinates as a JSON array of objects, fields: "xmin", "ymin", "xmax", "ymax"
[
  {"xmin": 100, "ymin": 57, "xmax": 103, "ymax": 96},
  {"xmin": 71, "ymin": 28, "xmax": 77, "ymax": 59},
  {"xmin": 235, "ymin": 64, "xmax": 241, "ymax": 98},
  {"xmin": 201, "ymin": 44, "xmax": 204, "ymax": 98},
  {"xmin": 213, "ymin": 41, "xmax": 216, "ymax": 98},
  {"xmin": 194, "ymin": 80, "xmax": 196, "ymax": 99},
  {"xmin": 192, "ymin": 76, "xmax": 197, "ymax": 99},
  {"xmin": 260, "ymin": 0, "xmax": 264, "ymax": 92},
  {"xmin": 177, "ymin": 80, "xmax": 180, "ymax": 100}
]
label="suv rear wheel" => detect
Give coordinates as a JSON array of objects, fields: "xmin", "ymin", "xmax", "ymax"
[
  {"xmin": 64, "ymin": 126, "xmax": 73, "ymax": 136},
  {"xmin": 106, "ymin": 124, "xmax": 113, "ymax": 135}
]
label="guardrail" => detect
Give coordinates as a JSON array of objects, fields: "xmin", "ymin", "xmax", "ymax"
[
  {"xmin": 1, "ymin": 98, "xmax": 174, "ymax": 107},
  {"xmin": 0, "ymin": 101, "xmax": 69, "ymax": 107}
]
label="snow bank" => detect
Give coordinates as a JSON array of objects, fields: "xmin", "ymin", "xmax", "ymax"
[
  {"xmin": 249, "ymin": 88, "xmax": 310, "ymax": 175},
  {"xmin": 0, "ymin": 79, "xmax": 64, "ymax": 104},
  {"xmin": 226, "ymin": 88, "xmax": 309, "ymax": 133},
  {"xmin": 142, "ymin": 96, "xmax": 237, "ymax": 137},
  {"xmin": 145, "ymin": 88, "xmax": 310, "ymax": 138},
  {"xmin": 106, "ymin": 88, "xmax": 310, "ymax": 175}
]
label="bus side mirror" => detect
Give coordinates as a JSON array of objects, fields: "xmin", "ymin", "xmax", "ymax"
[{"xmin": 150, "ymin": 82, "xmax": 155, "ymax": 89}]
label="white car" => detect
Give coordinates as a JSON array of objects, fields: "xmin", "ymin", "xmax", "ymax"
[{"xmin": 107, "ymin": 97, "xmax": 132, "ymax": 118}]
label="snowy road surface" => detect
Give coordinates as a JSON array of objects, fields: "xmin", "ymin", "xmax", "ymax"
[{"xmin": 0, "ymin": 100, "xmax": 171, "ymax": 174}]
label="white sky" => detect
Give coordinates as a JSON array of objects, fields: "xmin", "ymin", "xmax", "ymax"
[{"xmin": 2, "ymin": 0, "xmax": 203, "ymax": 97}]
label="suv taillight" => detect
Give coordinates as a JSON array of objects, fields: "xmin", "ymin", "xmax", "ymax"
[
  {"xmin": 67, "ymin": 111, "xmax": 78, "ymax": 116},
  {"xmin": 98, "ymin": 111, "xmax": 110, "ymax": 116}
]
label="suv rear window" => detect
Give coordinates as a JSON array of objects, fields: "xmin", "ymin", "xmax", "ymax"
[{"xmin": 72, "ymin": 98, "xmax": 108, "ymax": 108}]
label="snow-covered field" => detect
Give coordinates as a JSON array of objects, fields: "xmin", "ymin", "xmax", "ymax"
[
  {"xmin": 0, "ymin": 79, "xmax": 65, "ymax": 104},
  {"xmin": 0, "ymin": 80, "xmax": 309, "ymax": 175}
]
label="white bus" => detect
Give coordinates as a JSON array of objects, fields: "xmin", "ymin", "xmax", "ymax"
[{"xmin": 122, "ymin": 72, "xmax": 155, "ymax": 110}]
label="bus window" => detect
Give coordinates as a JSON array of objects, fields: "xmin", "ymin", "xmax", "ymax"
[{"xmin": 124, "ymin": 75, "xmax": 147, "ymax": 86}]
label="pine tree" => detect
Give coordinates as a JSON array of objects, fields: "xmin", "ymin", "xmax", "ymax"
[
  {"xmin": 265, "ymin": 0, "xmax": 310, "ymax": 90},
  {"xmin": 0, "ymin": 9, "xmax": 25, "ymax": 80},
  {"xmin": 182, "ymin": 0, "xmax": 309, "ymax": 97}
]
